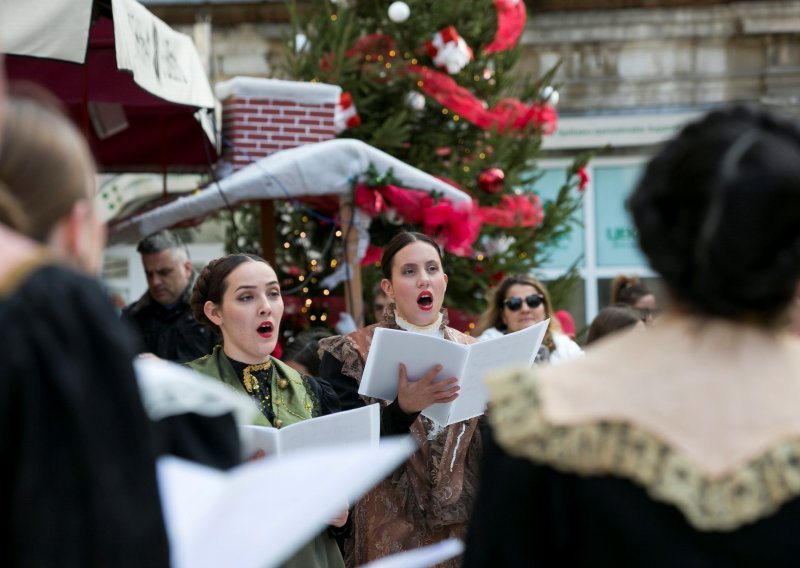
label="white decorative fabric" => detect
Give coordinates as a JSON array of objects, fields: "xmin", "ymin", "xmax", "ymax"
[
  {"xmin": 550, "ymin": 331, "xmax": 584, "ymax": 365},
  {"xmin": 0, "ymin": 0, "xmax": 92, "ymax": 63},
  {"xmin": 475, "ymin": 327, "xmax": 503, "ymax": 341},
  {"xmin": 112, "ymin": 0, "xmax": 216, "ymax": 108},
  {"xmin": 135, "ymin": 357, "xmax": 258, "ymax": 425}
]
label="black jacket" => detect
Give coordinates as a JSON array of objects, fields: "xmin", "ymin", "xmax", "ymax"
[
  {"xmin": 1, "ymin": 264, "xmax": 170, "ymax": 567},
  {"xmin": 122, "ymin": 281, "xmax": 218, "ymax": 363}
]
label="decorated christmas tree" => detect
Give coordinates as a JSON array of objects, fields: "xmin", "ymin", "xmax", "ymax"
[{"xmin": 231, "ymin": 0, "xmax": 588, "ymax": 333}]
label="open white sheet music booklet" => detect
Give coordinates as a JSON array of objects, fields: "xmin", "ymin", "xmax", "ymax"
[
  {"xmin": 358, "ymin": 319, "xmax": 548, "ymax": 426},
  {"xmin": 158, "ymin": 437, "xmax": 415, "ymax": 568},
  {"xmin": 239, "ymin": 403, "xmax": 380, "ymax": 458}
]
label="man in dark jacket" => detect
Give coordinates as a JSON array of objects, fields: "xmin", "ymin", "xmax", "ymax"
[{"xmin": 122, "ymin": 230, "xmax": 218, "ymax": 362}]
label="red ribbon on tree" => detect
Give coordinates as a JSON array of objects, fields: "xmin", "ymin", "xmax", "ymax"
[
  {"xmin": 408, "ymin": 65, "xmax": 557, "ymax": 134},
  {"xmin": 354, "ymin": 183, "xmax": 481, "ymax": 256},
  {"xmin": 485, "ymin": 0, "xmax": 527, "ymax": 54}
]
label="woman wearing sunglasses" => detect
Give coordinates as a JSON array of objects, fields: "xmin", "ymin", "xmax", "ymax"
[{"xmin": 475, "ymin": 274, "xmax": 582, "ymax": 364}]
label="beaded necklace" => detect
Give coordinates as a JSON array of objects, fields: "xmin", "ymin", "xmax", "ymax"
[{"xmin": 230, "ymin": 357, "xmax": 314, "ymax": 428}]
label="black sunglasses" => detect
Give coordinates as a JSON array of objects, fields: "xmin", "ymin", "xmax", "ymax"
[{"xmin": 504, "ymin": 294, "xmax": 544, "ymax": 311}]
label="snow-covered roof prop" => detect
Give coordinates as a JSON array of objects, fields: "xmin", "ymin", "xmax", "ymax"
[
  {"xmin": 107, "ymin": 138, "xmax": 472, "ymax": 245},
  {"xmin": 215, "ymin": 76, "xmax": 342, "ymax": 104}
]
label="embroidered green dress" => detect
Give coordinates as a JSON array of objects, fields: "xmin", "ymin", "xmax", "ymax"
[{"xmin": 187, "ymin": 345, "xmax": 345, "ymax": 568}]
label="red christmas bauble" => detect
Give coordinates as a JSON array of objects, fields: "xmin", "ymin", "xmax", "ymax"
[{"xmin": 478, "ymin": 167, "xmax": 505, "ymax": 194}]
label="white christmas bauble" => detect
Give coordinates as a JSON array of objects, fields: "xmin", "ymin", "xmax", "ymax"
[
  {"xmin": 388, "ymin": 1, "xmax": 411, "ymax": 23},
  {"xmin": 541, "ymin": 86, "xmax": 560, "ymax": 106},
  {"xmin": 294, "ymin": 32, "xmax": 310, "ymax": 53},
  {"xmin": 405, "ymin": 91, "xmax": 426, "ymax": 111},
  {"xmin": 384, "ymin": 208, "xmax": 405, "ymax": 225}
]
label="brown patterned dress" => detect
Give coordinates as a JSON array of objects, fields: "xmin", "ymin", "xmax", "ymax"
[{"xmin": 318, "ymin": 307, "xmax": 484, "ymax": 567}]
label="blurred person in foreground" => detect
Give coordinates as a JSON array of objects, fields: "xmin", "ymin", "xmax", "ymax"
[
  {"xmin": 464, "ymin": 106, "xmax": 800, "ymax": 566},
  {"xmin": 0, "ymin": 95, "xmax": 169, "ymax": 566}
]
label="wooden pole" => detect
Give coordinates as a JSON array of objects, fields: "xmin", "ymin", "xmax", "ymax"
[
  {"xmin": 339, "ymin": 195, "xmax": 365, "ymax": 328},
  {"xmin": 260, "ymin": 200, "xmax": 276, "ymax": 265}
]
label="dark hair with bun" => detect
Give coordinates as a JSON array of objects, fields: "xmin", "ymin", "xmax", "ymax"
[
  {"xmin": 190, "ymin": 253, "xmax": 270, "ymax": 335},
  {"xmin": 610, "ymin": 275, "xmax": 651, "ymax": 307},
  {"xmin": 380, "ymin": 231, "xmax": 443, "ymax": 280},
  {"xmin": 586, "ymin": 306, "xmax": 643, "ymax": 346},
  {"xmin": 283, "ymin": 328, "xmax": 333, "ymax": 376},
  {"xmin": 629, "ymin": 105, "xmax": 800, "ymax": 323}
]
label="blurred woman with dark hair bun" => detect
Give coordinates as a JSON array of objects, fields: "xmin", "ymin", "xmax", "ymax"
[{"xmin": 465, "ymin": 106, "xmax": 800, "ymax": 565}]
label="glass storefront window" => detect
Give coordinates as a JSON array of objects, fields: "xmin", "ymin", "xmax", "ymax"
[
  {"xmin": 528, "ymin": 167, "xmax": 585, "ymax": 269},
  {"xmin": 593, "ymin": 165, "xmax": 648, "ymax": 267}
]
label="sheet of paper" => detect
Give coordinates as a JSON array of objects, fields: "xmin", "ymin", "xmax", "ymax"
[
  {"xmin": 441, "ymin": 319, "xmax": 549, "ymax": 424},
  {"xmin": 158, "ymin": 436, "xmax": 416, "ymax": 568},
  {"xmin": 239, "ymin": 424, "xmax": 280, "ymax": 458},
  {"xmin": 359, "ymin": 322, "xmax": 548, "ymax": 426},
  {"xmin": 276, "ymin": 403, "xmax": 380, "ymax": 455},
  {"xmin": 359, "ymin": 328, "xmax": 468, "ymax": 401},
  {"xmin": 240, "ymin": 403, "xmax": 381, "ymax": 458},
  {"xmin": 361, "ymin": 538, "xmax": 465, "ymax": 568}
]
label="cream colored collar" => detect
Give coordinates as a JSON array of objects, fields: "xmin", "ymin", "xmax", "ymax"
[
  {"xmin": 534, "ymin": 313, "xmax": 800, "ymax": 477},
  {"xmin": 395, "ymin": 312, "xmax": 445, "ymax": 338}
]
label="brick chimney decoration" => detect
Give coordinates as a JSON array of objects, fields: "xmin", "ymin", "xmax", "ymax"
[{"xmin": 216, "ymin": 77, "xmax": 342, "ymax": 171}]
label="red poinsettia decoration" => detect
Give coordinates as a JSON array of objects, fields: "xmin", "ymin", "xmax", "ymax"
[
  {"xmin": 422, "ymin": 200, "xmax": 482, "ymax": 256},
  {"xmin": 480, "ymin": 193, "xmax": 544, "ymax": 228},
  {"xmin": 360, "ymin": 244, "xmax": 384, "ymax": 266},
  {"xmin": 353, "ymin": 183, "xmax": 481, "ymax": 257}
]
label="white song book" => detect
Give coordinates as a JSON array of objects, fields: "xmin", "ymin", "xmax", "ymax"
[
  {"xmin": 239, "ymin": 403, "xmax": 380, "ymax": 458},
  {"xmin": 358, "ymin": 320, "xmax": 548, "ymax": 426},
  {"xmin": 158, "ymin": 437, "xmax": 416, "ymax": 568}
]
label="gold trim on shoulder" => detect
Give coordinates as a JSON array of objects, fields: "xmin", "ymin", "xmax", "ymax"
[
  {"xmin": 242, "ymin": 361, "xmax": 273, "ymax": 393},
  {"xmin": 487, "ymin": 369, "xmax": 800, "ymax": 532},
  {"xmin": 0, "ymin": 251, "xmax": 50, "ymax": 298}
]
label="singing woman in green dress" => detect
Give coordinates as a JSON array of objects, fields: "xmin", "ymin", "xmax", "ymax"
[{"xmin": 186, "ymin": 253, "xmax": 345, "ymax": 568}]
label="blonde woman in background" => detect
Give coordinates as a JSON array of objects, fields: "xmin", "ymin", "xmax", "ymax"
[{"xmin": 475, "ymin": 274, "xmax": 583, "ymax": 364}]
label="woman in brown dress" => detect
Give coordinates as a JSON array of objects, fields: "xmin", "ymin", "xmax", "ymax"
[{"xmin": 319, "ymin": 231, "xmax": 483, "ymax": 567}]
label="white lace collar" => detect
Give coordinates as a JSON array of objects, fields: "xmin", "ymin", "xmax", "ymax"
[{"xmin": 395, "ymin": 312, "xmax": 445, "ymax": 338}]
